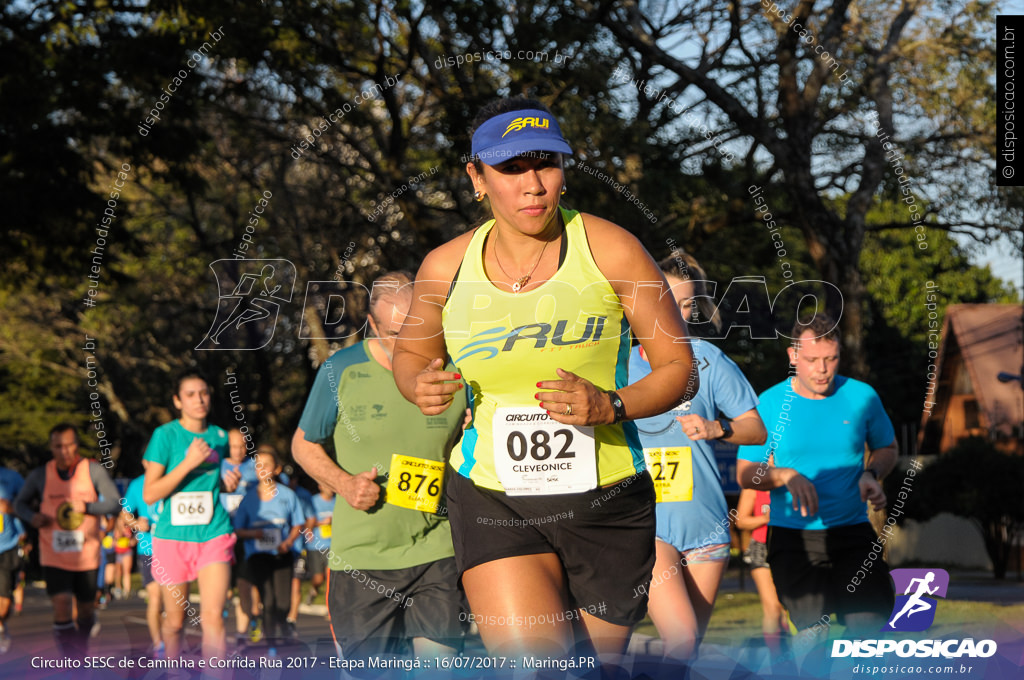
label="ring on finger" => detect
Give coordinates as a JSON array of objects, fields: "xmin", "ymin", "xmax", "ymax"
[{"xmin": 565, "ymin": 403, "xmax": 572, "ymax": 416}]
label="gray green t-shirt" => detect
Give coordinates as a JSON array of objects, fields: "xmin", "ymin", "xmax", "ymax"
[{"xmin": 297, "ymin": 340, "xmax": 465, "ymax": 570}]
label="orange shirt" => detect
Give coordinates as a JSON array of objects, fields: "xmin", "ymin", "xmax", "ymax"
[{"xmin": 39, "ymin": 460, "xmax": 101, "ymax": 571}]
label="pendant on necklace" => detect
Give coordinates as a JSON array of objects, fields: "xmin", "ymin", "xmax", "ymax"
[{"xmin": 512, "ymin": 276, "xmax": 530, "ymax": 293}]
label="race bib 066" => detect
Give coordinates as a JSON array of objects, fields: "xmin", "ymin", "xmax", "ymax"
[{"xmin": 169, "ymin": 491, "xmax": 214, "ymax": 526}]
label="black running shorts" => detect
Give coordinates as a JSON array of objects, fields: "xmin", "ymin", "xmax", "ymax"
[
  {"xmin": 768, "ymin": 523, "xmax": 895, "ymax": 630},
  {"xmin": 446, "ymin": 467, "xmax": 656, "ymax": 627}
]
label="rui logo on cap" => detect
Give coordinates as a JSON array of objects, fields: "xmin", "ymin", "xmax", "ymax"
[
  {"xmin": 502, "ymin": 116, "xmax": 551, "ymax": 138},
  {"xmin": 471, "ymin": 108, "xmax": 572, "ymax": 164}
]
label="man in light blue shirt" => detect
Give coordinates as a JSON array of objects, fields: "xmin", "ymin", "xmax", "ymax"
[{"xmin": 737, "ymin": 314, "xmax": 897, "ymax": 651}]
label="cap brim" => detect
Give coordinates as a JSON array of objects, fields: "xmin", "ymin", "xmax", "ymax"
[{"xmin": 476, "ymin": 136, "xmax": 573, "ymax": 164}]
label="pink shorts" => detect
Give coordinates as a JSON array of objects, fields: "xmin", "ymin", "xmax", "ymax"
[{"xmin": 151, "ymin": 533, "xmax": 236, "ymax": 585}]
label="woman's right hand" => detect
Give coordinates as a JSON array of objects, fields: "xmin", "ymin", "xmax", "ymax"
[
  {"xmin": 183, "ymin": 438, "xmax": 213, "ymax": 471},
  {"xmin": 413, "ymin": 358, "xmax": 463, "ymax": 415}
]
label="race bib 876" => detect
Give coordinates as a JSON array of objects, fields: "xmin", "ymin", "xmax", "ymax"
[{"xmin": 386, "ymin": 454, "xmax": 445, "ymax": 514}]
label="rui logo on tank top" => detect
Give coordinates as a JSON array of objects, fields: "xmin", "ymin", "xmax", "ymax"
[{"xmin": 452, "ymin": 316, "xmax": 608, "ymax": 363}]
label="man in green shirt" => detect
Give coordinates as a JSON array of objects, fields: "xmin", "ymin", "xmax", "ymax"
[{"xmin": 292, "ymin": 272, "xmax": 466, "ymax": 661}]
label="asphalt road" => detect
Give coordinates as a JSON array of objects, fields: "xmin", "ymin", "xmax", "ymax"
[{"xmin": 0, "ymin": 585, "xmax": 340, "ymax": 680}]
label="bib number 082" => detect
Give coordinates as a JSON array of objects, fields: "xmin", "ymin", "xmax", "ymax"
[{"xmin": 506, "ymin": 429, "xmax": 575, "ymax": 461}]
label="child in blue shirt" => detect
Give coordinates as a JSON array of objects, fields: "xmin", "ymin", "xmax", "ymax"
[
  {"xmin": 304, "ymin": 482, "xmax": 334, "ymax": 603},
  {"xmin": 232, "ymin": 446, "xmax": 307, "ymax": 640}
]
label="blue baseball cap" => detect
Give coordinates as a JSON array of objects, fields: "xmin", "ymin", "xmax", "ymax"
[{"xmin": 471, "ymin": 109, "xmax": 572, "ymax": 165}]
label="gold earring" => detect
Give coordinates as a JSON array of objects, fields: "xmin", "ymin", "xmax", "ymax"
[
  {"xmin": 560, "ymin": 185, "xmax": 567, "ymax": 196},
  {"xmin": 474, "ymin": 191, "xmax": 485, "ymax": 202}
]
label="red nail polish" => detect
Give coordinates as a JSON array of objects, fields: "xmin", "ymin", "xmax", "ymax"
[
  {"xmin": 453, "ymin": 374, "xmax": 462, "ymax": 380},
  {"xmin": 534, "ymin": 393, "xmax": 540, "ymax": 400},
  {"xmin": 536, "ymin": 382, "xmax": 543, "ymax": 388}
]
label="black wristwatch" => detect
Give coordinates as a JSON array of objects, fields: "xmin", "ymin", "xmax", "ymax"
[
  {"xmin": 607, "ymin": 391, "xmax": 627, "ymax": 424},
  {"xmin": 717, "ymin": 419, "xmax": 734, "ymax": 440}
]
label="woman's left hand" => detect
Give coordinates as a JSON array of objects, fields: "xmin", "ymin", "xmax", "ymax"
[
  {"xmin": 536, "ymin": 368, "xmax": 614, "ymax": 426},
  {"xmin": 676, "ymin": 414, "xmax": 719, "ymax": 441}
]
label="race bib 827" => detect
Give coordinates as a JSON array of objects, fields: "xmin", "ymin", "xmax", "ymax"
[
  {"xmin": 643, "ymin": 447, "xmax": 693, "ymax": 502},
  {"xmin": 53, "ymin": 530, "xmax": 85, "ymax": 553}
]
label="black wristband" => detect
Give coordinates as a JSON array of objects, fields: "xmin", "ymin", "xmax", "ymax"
[
  {"xmin": 863, "ymin": 468, "xmax": 878, "ymax": 480},
  {"xmin": 607, "ymin": 391, "xmax": 627, "ymax": 424},
  {"xmin": 717, "ymin": 419, "xmax": 734, "ymax": 440}
]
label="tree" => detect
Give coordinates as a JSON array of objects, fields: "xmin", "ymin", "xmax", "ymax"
[
  {"xmin": 898, "ymin": 437, "xmax": 1024, "ymax": 579},
  {"xmin": 0, "ymin": 0, "xmax": 662, "ymax": 466},
  {"xmin": 1, "ymin": 0, "xmax": 1018, "ymax": 474},
  {"xmin": 860, "ymin": 219, "xmax": 1019, "ymax": 425},
  {"xmin": 584, "ymin": 0, "xmax": 1022, "ymax": 377}
]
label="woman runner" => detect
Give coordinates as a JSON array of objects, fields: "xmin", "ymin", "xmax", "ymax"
[
  {"xmin": 628, "ymin": 252, "xmax": 766, "ymax": 660},
  {"xmin": 394, "ymin": 97, "xmax": 698, "ymax": 661},
  {"xmin": 143, "ymin": 371, "xmax": 241, "ymax": 660}
]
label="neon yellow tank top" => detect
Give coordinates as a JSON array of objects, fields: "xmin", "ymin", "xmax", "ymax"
[{"xmin": 443, "ymin": 208, "xmax": 643, "ymax": 491}]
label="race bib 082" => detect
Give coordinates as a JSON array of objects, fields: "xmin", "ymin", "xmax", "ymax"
[
  {"xmin": 492, "ymin": 407, "xmax": 597, "ymax": 496},
  {"xmin": 254, "ymin": 526, "xmax": 283, "ymax": 553}
]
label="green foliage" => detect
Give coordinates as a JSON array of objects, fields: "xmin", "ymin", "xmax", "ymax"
[
  {"xmin": 898, "ymin": 438, "xmax": 1024, "ymax": 579},
  {"xmin": 0, "ymin": 1, "xmax": 1019, "ymax": 479},
  {"xmin": 860, "ymin": 222, "xmax": 1019, "ymax": 424}
]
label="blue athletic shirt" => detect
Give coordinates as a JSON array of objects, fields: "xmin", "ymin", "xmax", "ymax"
[
  {"xmin": 308, "ymin": 493, "xmax": 334, "ymax": 553},
  {"xmin": 0, "ymin": 468, "xmax": 25, "ymax": 553},
  {"xmin": 122, "ymin": 475, "xmax": 161, "ymax": 556},
  {"xmin": 292, "ymin": 485, "xmax": 315, "ymax": 554},
  {"xmin": 737, "ymin": 375, "xmax": 895, "ymax": 530},
  {"xmin": 233, "ymin": 484, "xmax": 308, "ymax": 561},
  {"xmin": 629, "ymin": 340, "xmax": 759, "ymax": 552}
]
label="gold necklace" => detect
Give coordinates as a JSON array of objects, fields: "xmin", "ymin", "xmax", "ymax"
[{"xmin": 493, "ymin": 235, "xmax": 551, "ymax": 293}]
